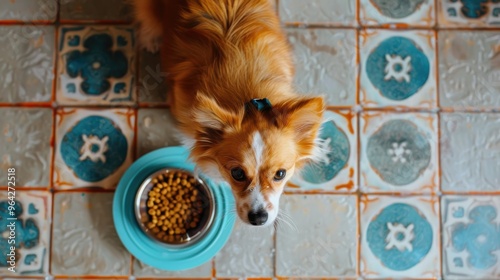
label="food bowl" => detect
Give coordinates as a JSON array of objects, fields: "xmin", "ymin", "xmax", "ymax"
[
  {"xmin": 134, "ymin": 168, "xmax": 215, "ymax": 247},
  {"xmin": 113, "ymin": 146, "xmax": 235, "ymax": 271}
]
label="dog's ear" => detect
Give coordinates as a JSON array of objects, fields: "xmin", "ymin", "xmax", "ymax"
[
  {"xmin": 273, "ymin": 97, "xmax": 324, "ymax": 158},
  {"xmin": 194, "ymin": 93, "xmax": 244, "ymax": 134}
]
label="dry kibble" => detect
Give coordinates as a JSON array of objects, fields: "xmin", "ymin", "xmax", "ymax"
[{"xmin": 145, "ymin": 171, "xmax": 205, "ymax": 242}]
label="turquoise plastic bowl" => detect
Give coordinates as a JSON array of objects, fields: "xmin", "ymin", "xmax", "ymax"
[{"xmin": 113, "ymin": 146, "xmax": 235, "ymax": 271}]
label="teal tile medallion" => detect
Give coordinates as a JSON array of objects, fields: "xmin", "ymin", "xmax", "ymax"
[
  {"xmin": 289, "ymin": 110, "xmax": 357, "ymax": 192},
  {"xmin": 54, "ymin": 108, "xmax": 135, "ymax": 189},
  {"xmin": 360, "ymin": 0, "xmax": 435, "ymax": 26},
  {"xmin": 361, "ymin": 196, "xmax": 440, "ymax": 278},
  {"xmin": 360, "ymin": 112, "xmax": 439, "ymax": 193},
  {"xmin": 360, "ymin": 30, "xmax": 437, "ymax": 108},
  {"xmin": 57, "ymin": 26, "xmax": 135, "ymax": 105}
]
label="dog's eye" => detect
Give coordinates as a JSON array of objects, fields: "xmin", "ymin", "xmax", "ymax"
[
  {"xmin": 273, "ymin": 169, "xmax": 286, "ymax": 181},
  {"xmin": 230, "ymin": 167, "xmax": 246, "ymax": 182}
]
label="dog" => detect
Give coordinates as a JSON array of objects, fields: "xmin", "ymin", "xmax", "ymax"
[{"xmin": 133, "ymin": 0, "xmax": 325, "ymax": 226}]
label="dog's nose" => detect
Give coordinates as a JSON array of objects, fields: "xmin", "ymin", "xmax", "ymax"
[{"xmin": 248, "ymin": 209, "xmax": 268, "ymax": 226}]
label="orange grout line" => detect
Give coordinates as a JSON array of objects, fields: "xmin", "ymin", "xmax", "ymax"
[
  {"xmin": 48, "ymin": 188, "xmax": 55, "ymax": 275},
  {"xmin": 58, "ymin": 20, "xmax": 133, "ymax": 25}
]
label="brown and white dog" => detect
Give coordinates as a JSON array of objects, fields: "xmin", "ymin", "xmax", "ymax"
[{"xmin": 133, "ymin": 0, "xmax": 325, "ymax": 226}]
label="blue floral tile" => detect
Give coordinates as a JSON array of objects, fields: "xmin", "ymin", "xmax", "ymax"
[
  {"xmin": 442, "ymin": 196, "xmax": 500, "ymax": 279},
  {"xmin": 56, "ymin": 26, "xmax": 136, "ymax": 105},
  {"xmin": 360, "ymin": 30, "xmax": 437, "ymax": 108},
  {"xmin": 360, "ymin": 112, "xmax": 439, "ymax": 193},
  {"xmin": 0, "ymin": 191, "xmax": 51, "ymax": 276},
  {"xmin": 60, "ymin": 0, "xmax": 132, "ymax": 22},
  {"xmin": 360, "ymin": 195, "xmax": 440, "ymax": 278},
  {"xmin": 360, "ymin": 0, "xmax": 435, "ymax": 26},
  {"xmin": 439, "ymin": 0, "xmax": 500, "ymax": 26},
  {"xmin": 289, "ymin": 110, "xmax": 357, "ymax": 192},
  {"xmin": 51, "ymin": 192, "xmax": 130, "ymax": 275},
  {"xmin": 54, "ymin": 108, "xmax": 135, "ymax": 189},
  {"xmin": 0, "ymin": 0, "xmax": 57, "ymax": 22},
  {"xmin": 0, "ymin": 26, "xmax": 55, "ymax": 103}
]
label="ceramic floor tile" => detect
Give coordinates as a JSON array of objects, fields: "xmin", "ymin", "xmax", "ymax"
[
  {"xmin": 360, "ymin": 195, "xmax": 440, "ymax": 278},
  {"xmin": 360, "ymin": 0, "xmax": 435, "ymax": 27},
  {"xmin": 276, "ymin": 195, "xmax": 357, "ymax": 277},
  {"xmin": 360, "ymin": 112, "xmax": 439, "ymax": 193},
  {"xmin": 138, "ymin": 50, "xmax": 169, "ymax": 103},
  {"xmin": 215, "ymin": 222, "xmax": 274, "ymax": 277},
  {"xmin": 56, "ymin": 25, "xmax": 136, "ymax": 105},
  {"xmin": 60, "ymin": 0, "xmax": 132, "ymax": 22},
  {"xmin": 441, "ymin": 113, "xmax": 500, "ymax": 192},
  {"xmin": 438, "ymin": 0, "xmax": 500, "ymax": 27},
  {"xmin": 442, "ymin": 196, "xmax": 500, "ymax": 279},
  {"xmin": 137, "ymin": 109, "xmax": 183, "ymax": 157},
  {"xmin": 0, "ymin": 108, "xmax": 53, "ymax": 187},
  {"xmin": 51, "ymin": 192, "xmax": 130, "ymax": 275},
  {"xmin": 289, "ymin": 110, "xmax": 357, "ymax": 192},
  {"xmin": 0, "ymin": 0, "xmax": 57, "ymax": 22},
  {"xmin": 286, "ymin": 28, "xmax": 356, "ymax": 106},
  {"xmin": 0, "ymin": 191, "xmax": 51, "ymax": 276},
  {"xmin": 360, "ymin": 30, "xmax": 437, "ymax": 108},
  {"xmin": 279, "ymin": 0, "xmax": 356, "ymax": 26},
  {"xmin": 133, "ymin": 258, "xmax": 212, "ymax": 278},
  {"xmin": 438, "ymin": 31, "xmax": 500, "ymax": 109},
  {"xmin": 0, "ymin": 26, "xmax": 55, "ymax": 103},
  {"xmin": 54, "ymin": 108, "xmax": 135, "ymax": 189}
]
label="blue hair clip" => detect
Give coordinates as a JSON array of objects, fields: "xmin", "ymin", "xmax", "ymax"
[{"xmin": 248, "ymin": 98, "xmax": 272, "ymax": 111}]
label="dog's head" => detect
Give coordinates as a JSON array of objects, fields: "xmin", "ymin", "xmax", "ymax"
[{"xmin": 189, "ymin": 94, "xmax": 324, "ymax": 226}]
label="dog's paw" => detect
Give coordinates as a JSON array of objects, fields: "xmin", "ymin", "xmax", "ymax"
[{"xmin": 137, "ymin": 25, "xmax": 162, "ymax": 53}]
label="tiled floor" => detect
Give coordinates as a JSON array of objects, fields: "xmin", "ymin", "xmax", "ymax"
[{"xmin": 0, "ymin": 0, "xmax": 499, "ymax": 279}]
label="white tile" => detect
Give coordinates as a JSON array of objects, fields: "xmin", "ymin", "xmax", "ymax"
[
  {"xmin": 439, "ymin": 31, "xmax": 500, "ymax": 108},
  {"xmin": 438, "ymin": 0, "xmax": 500, "ymax": 27},
  {"xmin": 51, "ymin": 192, "xmax": 130, "ymax": 275},
  {"xmin": 133, "ymin": 258, "xmax": 212, "ymax": 278},
  {"xmin": 279, "ymin": 0, "xmax": 356, "ymax": 26},
  {"xmin": 276, "ymin": 195, "xmax": 357, "ymax": 277},
  {"xmin": 441, "ymin": 113, "xmax": 500, "ymax": 192},
  {"xmin": 287, "ymin": 28, "xmax": 356, "ymax": 106},
  {"xmin": 137, "ymin": 109, "xmax": 183, "ymax": 157},
  {"xmin": 215, "ymin": 221, "xmax": 274, "ymax": 277},
  {"xmin": 360, "ymin": 0, "xmax": 435, "ymax": 26}
]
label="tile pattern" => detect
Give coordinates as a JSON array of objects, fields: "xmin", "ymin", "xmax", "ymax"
[
  {"xmin": 360, "ymin": 112, "xmax": 439, "ymax": 193},
  {"xmin": 360, "ymin": 0, "xmax": 435, "ymax": 26},
  {"xmin": 0, "ymin": 108, "xmax": 53, "ymax": 188},
  {"xmin": 441, "ymin": 113, "xmax": 500, "ymax": 192},
  {"xmin": 54, "ymin": 108, "xmax": 135, "ymax": 189},
  {"xmin": 276, "ymin": 195, "xmax": 357, "ymax": 277},
  {"xmin": 360, "ymin": 195, "xmax": 440, "ymax": 278},
  {"xmin": 0, "ymin": 191, "xmax": 51, "ymax": 276},
  {"xmin": 360, "ymin": 30, "xmax": 437, "ymax": 108},
  {"xmin": 51, "ymin": 192, "xmax": 130, "ymax": 275},
  {"xmin": 438, "ymin": 31, "xmax": 500, "ymax": 109},
  {"xmin": 0, "ymin": 26, "xmax": 55, "ymax": 103},
  {"xmin": 56, "ymin": 26, "xmax": 135, "ymax": 105},
  {"xmin": 287, "ymin": 28, "xmax": 357, "ymax": 106},
  {"xmin": 442, "ymin": 196, "xmax": 500, "ymax": 279},
  {"xmin": 0, "ymin": 0, "xmax": 499, "ymax": 279}
]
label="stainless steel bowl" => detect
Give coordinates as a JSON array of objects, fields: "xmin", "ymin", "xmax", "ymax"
[{"xmin": 134, "ymin": 168, "xmax": 215, "ymax": 247}]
